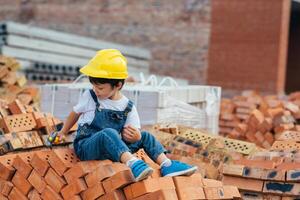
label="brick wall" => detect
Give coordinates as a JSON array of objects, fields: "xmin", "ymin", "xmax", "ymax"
[
  {"xmin": 207, "ymin": 0, "xmax": 291, "ymax": 94},
  {"xmin": 0, "ymin": 0, "xmax": 210, "ymax": 84}
]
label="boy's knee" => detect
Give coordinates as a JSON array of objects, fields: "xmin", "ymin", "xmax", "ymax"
[
  {"xmin": 100, "ymin": 128, "xmax": 120, "ymax": 138},
  {"xmin": 101, "ymin": 128, "xmax": 120, "ymax": 137},
  {"xmin": 141, "ymin": 131, "xmax": 152, "ymax": 138}
]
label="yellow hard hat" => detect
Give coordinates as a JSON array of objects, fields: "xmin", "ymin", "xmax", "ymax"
[{"xmin": 80, "ymin": 49, "xmax": 128, "ymax": 79}]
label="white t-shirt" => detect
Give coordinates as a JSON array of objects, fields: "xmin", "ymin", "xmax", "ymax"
[{"xmin": 73, "ymin": 90, "xmax": 141, "ymax": 129}]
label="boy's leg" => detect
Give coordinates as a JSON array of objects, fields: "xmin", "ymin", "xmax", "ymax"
[
  {"xmin": 78, "ymin": 128, "xmax": 153, "ymax": 181},
  {"xmin": 126, "ymin": 131, "xmax": 166, "ymax": 161},
  {"xmin": 127, "ymin": 131, "xmax": 197, "ymax": 177},
  {"xmin": 78, "ymin": 128, "xmax": 130, "ymax": 162}
]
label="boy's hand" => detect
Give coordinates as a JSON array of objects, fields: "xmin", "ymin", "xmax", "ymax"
[{"xmin": 122, "ymin": 125, "xmax": 141, "ymax": 143}]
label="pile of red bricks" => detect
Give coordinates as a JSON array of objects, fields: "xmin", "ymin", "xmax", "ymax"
[
  {"xmin": 222, "ymin": 131, "xmax": 300, "ymax": 199},
  {"xmin": 150, "ymin": 124, "xmax": 249, "ymax": 180},
  {"xmin": 0, "ymin": 99, "xmax": 75, "ymax": 154},
  {"xmin": 0, "ymin": 55, "xmax": 39, "ymax": 105},
  {"xmin": 0, "ymin": 147, "xmax": 241, "ymax": 200},
  {"xmin": 220, "ymin": 91, "xmax": 300, "ymax": 148}
]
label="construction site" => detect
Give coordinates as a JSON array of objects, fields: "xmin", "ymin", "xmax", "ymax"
[{"xmin": 0, "ymin": 0, "xmax": 300, "ymax": 199}]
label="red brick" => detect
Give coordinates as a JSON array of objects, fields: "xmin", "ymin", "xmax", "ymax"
[
  {"xmin": 85, "ymin": 164, "xmax": 116, "ymax": 187},
  {"xmin": 30, "ymin": 153, "xmax": 50, "ymax": 177},
  {"xmin": 202, "ymin": 179, "xmax": 223, "ymax": 187},
  {"xmin": 234, "ymin": 158, "xmax": 276, "ymax": 169},
  {"xmin": 41, "ymin": 185, "xmax": 63, "ymax": 200},
  {"xmin": 0, "ymin": 66, "xmax": 9, "ymax": 79},
  {"xmin": 68, "ymin": 195, "xmax": 82, "ymax": 200},
  {"xmin": 27, "ymin": 169, "xmax": 47, "ymax": 193},
  {"xmin": 44, "ymin": 168, "xmax": 66, "ymax": 193},
  {"xmin": 0, "ymin": 194, "xmax": 8, "ymax": 200},
  {"xmin": 27, "ymin": 189, "xmax": 41, "ymax": 200},
  {"xmin": 8, "ymin": 187, "xmax": 27, "ymax": 200},
  {"xmin": 12, "ymin": 155, "xmax": 33, "ymax": 178},
  {"xmin": 263, "ymin": 181, "xmax": 286, "ymax": 195},
  {"xmin": 60, "ymin": 178, "xmax": 87, "ymax": 199},
  {"xmin": 222, "ymin": 175, "xmax": 263, "ymax": 192},
  {"xmin": 102, "ymin": 169, "xmax": 134, "ymax": 193},
  {"xmin": 264, "ymin": 132, "xmax": 275, "ymax": 145},
  {"xmin": 250, "ymin": 109, "xmax": 264, "ymax": 125},
  {"xmin": 2, "ymin": 71, "xmax": 17, "ymax": 85},
  {"xmin": 132, "ymin": 189, "xmax": 178, "ymax": 200},
  {"xmin": 262, "ymin": 169, "xmax": 286, "ymax": 181},
  {"xmin": 48, "ymin": 150, "xmax": 71, "ymax": 176},
  {"xmin": 242, "ymin": 167, "xmax": 265, "ymax": 179},
  {"xmin": 204, "ymin": 187, "xmax": 231, "ymax": 200},
  {"xmin": 35, "ymin": 118, "xmax": 47, "ymax": 129},
  {"xmin": 0, "ymin": 113, "xmax": 37, "ymax": 133},
  {"xmin": 173, "ymin": 173, "xmax": 203, "ymax": 189},
  {"xmin": 0, "ymin": 180, "xmax": 13, "ymax": 197},
  {"xmin": 111, "ymin": 162, "xmax": 130, "ymax": 173},
  {"xmin": 223, "ymin": 185, "xmax": 241, "ymax": 199},
  {"xmin": 286, "ymin": 169, "xmax": 300, "ymax": 181},
  {"xmin": 64, "ymin": 161, "xmax": 103, "ymax": 184},
  {"xmin": 276, "ymin": 162, "xmax": 300, "ymax": 171},
  {"xmin": 81, "ymin": 182, "xmax": 105, "ymax": 200},
  {"xmin": 8, "ymin": 100, "xmax": 26, "ymax": 115},
  {"xmin": 98, "ymin": 189, "xmax": 126, "ymax": 200},
  {"xmin": 222, "ymin": 164, "xmax": 244, "ymax": 176},
  {"xmin": 125, "ymin": 177, "xmax": 175, "ymax": 200},
  {"xmin": 11, "ymin": 172, "xmax": 32, "ymax": 196},
  {"xmin": 176, "ymin": 187, "xmax": 205, "ymax": 200},
  {"xmin": 0, "ymin": 162, "xmax": 15, "ymax": 181}
]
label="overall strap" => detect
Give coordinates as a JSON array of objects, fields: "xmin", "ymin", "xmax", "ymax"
[
  {"xmin": 124, "ymin": 100, "xmax": 133, "ymax": 116},
  {"xmin": 89, "ymin": 89, "xmax": 100, "ymax": 107}
]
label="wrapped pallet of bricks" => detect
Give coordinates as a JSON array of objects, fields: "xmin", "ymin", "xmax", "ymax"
[
  {"xmin": 40, "ymin": 79, "xmax": 221, "ymax": 134},
  {"xmin": 122, "ymin": 84, "xmax": 221, "ymax": 134}
]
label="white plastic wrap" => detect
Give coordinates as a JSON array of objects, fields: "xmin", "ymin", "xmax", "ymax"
[{"xmin": 39, "ymin": 75, "xmax": 221, "ymax": 134}]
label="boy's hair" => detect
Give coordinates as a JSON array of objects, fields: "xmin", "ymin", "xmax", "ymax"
[{"xmin": 89, "ymin": 77, "xmax": 125, "ymax": 89}]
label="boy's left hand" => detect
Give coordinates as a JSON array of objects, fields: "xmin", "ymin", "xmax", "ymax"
[{"xmin": 122, "ymin": 125, "xmax": 141, "ymax": 143}]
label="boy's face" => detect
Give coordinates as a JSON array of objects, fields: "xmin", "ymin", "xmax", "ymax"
[{"xmin": 92, "ymin": 83, "xmax": 119, "ymax": 100}]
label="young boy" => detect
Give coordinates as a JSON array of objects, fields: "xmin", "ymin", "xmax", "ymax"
[{"xmin": 57, "ymin": 49, "xmax": 197, "ymax": 181}]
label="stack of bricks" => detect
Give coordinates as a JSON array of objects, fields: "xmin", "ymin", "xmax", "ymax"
[
  {"xmin": 0, "ymin": 55, "xmax": 39, "ymax": 105},
  {"xmin": 0, "ymin": 99, "xmax": 76, "ymax": 154},
  {"xmin": 222, "ymin": 131, "xmax": 300, "ymax": 199},
  {"xmin": 150, "ymin": 124, "xmax": 251, "ymax": 180},
  {"xmin": 0, "ymin": 147, "xmax": 241, "ymax": 200},
  {"xmin": 219, "ymin": 90, "xmax": 300, "ymax": 148}
]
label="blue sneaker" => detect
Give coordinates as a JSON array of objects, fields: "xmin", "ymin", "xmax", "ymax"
[
  {"xmin": 130, "ymin": 160, "xmax": 154, "ymax": 182},
  {"xmin": 161, "ymin": 160, "xmax": 198, "ymax": 177}
]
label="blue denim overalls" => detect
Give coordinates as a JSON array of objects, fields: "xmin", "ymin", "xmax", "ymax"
[{"xmin": 73, "ymin": 89, "xmax": 166, "ymax": 162}]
